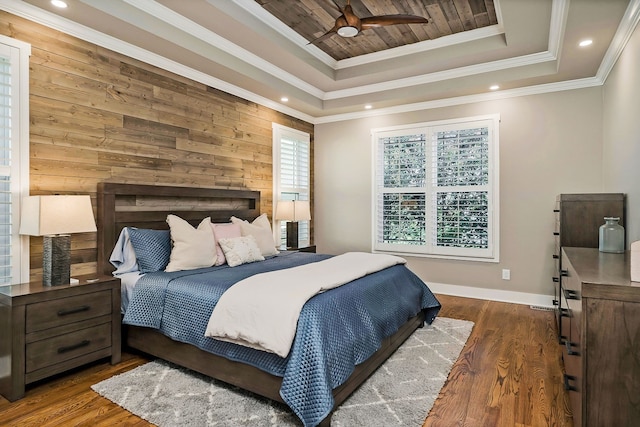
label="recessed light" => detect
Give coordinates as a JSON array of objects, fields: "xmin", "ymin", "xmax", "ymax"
[
  {"xmin": 51, "ymin": 0, "xmax": 68, "ymax": 8},
  {"xmin": 364, "ymin": 104, "xmax": 372, "ymax": 109},
  {"xmin": 280, "ymin": 97, "xmax": 288, "ymax": 102},
  {"xmin": 489, "ymin": 85, "xmax": 500, "ymax": 91},
  {"xmin": 579, "ymin": 39, "xmax": 593, "ymax": 47}
]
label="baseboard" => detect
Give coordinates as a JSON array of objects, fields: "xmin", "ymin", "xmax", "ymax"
[{"xmin": 428, "ymin": 282, "xmax": 555, "ymax": 308}]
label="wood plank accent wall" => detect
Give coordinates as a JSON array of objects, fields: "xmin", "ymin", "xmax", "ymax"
[{"xmin": 0, "ymin": 11, "xmax": 314, "ymax": 282}]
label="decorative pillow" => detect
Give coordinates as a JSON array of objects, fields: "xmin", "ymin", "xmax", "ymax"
[
  {"xmin": 211, "ymin": 222, "xmax": 242, "ymax": 266},
  {"xmin": 230, "ymin": 213, "xmax": 279, "ymax": 257},
  {"xmin": 165, "ymin": 215, "xmax": 217, "ymax": 272},
  {"xmin": 127, "ymin": 227, "xmax": 171, "ymax": 273},
  {"xmin": 218, "ymin": 235, "xmax": 265, "ymax": 267}
]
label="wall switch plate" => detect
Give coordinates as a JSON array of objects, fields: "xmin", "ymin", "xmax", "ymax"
[{"xmin": 502, "ymin": 269, "xmax": 511, "ymax": 280}]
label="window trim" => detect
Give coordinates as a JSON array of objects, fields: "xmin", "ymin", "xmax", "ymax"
[
  {"xmin": 272, "ymin": 123, "xmax": 311, "ymax": 247},
  {"xmin": 371, "ymin": 114, "xmax": 500, "ymax": 263},
  {"xmin": 0, "ymin": 35, "xmax": 30, "ymax": 284}
]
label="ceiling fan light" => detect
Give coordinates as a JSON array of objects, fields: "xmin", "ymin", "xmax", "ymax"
[{"xmin": 337, "ymin": 26, "xmax": 358, "ymax": 37}]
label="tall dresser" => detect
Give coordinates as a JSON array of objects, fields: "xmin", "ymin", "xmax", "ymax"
[
  {"xmin": 553, "ymin": 193, "xmax": 625, "ymax": 342},
  {"xmin": 560, "ymin": 247, "xmax": 640, "ymax": 427}
]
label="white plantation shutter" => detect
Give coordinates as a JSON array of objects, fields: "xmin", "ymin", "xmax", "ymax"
[
  {"xmin": 376, "ymin": 132, "xmax": 426, "ymax": 247},
  {"xmin": 373, "ymin": 115, "xmax": 499, "ymax": 262},
  {"xmin": 0, "ymin": 37, "xmax": 29, "ymax": 285},
  {"xmin": 273, "ymin": 124, "xmax": 310, "ymax": 246}
]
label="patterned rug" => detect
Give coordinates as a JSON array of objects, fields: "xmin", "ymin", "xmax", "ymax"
[{"xmin": 92, "ymin": 317, "xmax": 473, "ymax": 426}]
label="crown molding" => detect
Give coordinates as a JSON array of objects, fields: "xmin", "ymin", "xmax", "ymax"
[
  {"xmin": 120, "ymin": 0, "xmax": 324, "ymax": 99},
  {"xmin": 227, "ymin": 0, "xmax": 338, "ymax": 68},
  {"xmin": 235, "ymin": 0, "xmax": 507, "ymax": 71},
  {"xmin": 323, "ymin": 50, "xmax": 557, "ymax": 100},
  {"xmin": 547, "ymin": 0, "xmax": 570, "ymax": 60},
  {"xmin": 595, "ymin": 0, "xmax": 640, "ymax": 84},
  {"xmin": 314, "ymin": 77, "xmax": 602, "ymax": 124},
  {"xmin": 0, "ymin": 0, "xmax": 316, "ymax": 123},
  {"xmin": 1, "ymin": 0, "xmax": 638, "ymax": 125},
  {"xmin": 335, "ymin": 24, "xmax": 505, "ymax": 69}
]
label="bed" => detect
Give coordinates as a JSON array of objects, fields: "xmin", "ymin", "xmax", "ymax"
[{"xmin": 96, "ymin": 182, "xmax": 441, "ymax": 427}]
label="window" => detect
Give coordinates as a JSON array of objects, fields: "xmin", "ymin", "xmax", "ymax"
[
  {"xmin": 0, "ymin": 36, "xmax": 30, "ymax": 285},
  {"xmin": 272, "ymin": 124, "xmax": 310, "ymax": 247},
  {"xmin": 373, "ymin": 114, "xmax": 499, "ymax": 262}
]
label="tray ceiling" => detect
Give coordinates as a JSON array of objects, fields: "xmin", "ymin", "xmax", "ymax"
[
  {"xmin": 5, "ymin": 0, "xmax": 639, "ymax": 122},
  {"xmin": 255, "ymin": 0, "xmax": 498, "ymax": 61}
]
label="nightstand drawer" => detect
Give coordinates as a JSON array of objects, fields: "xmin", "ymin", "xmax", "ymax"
[
  {"xmin": 26, "ymin": 322, "xmax": 112, "ymax": 373},
  {"xmin": 26, "ymin": 290, "xmax": 112, "ymax": 333},
  {"xmin": 0, "ymin": 276, "xmax": 121, "ymax": 402}
]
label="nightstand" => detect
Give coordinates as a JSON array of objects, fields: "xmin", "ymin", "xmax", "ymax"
[
  {"xmin": 0, "ymin": 275, "xmax": 121, "ymax": 401},
  {"xmin": 279, "ymin": 245, "xmax": 316, "ymax": 253}
]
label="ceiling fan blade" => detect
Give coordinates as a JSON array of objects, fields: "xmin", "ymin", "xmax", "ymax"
[
  {"xmin": 361, "ymin": 15, "xmax": 428, "ymax": 29},
  {"xmin": 308, "ymin": 13, "xmax": 353, "ymax": 44},
  {"xmin": 328, "ymin": 0, "xmax": 343, "ymax": 13},
  {"xmin": 308, "ymin": 29, "xmax": 338, "ymax": 45}
]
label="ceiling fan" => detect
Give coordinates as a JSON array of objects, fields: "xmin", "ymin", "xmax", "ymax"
[{"xmin": 310, "ymin": 0, "xmax": 428, "ymax": 44}]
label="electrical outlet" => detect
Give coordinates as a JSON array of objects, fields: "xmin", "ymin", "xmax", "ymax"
[{"xmin": 502, "ymin": 269, "xmax": 511, "ymax": 280}]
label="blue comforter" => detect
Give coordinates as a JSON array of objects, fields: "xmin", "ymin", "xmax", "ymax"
[{"xmin": 123, "ymin": 252, "xmax": 441, "ymax": 427}]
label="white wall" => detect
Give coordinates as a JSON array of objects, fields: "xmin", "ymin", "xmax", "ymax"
[
  {"xmin": 603, "ymin": 22, "xmax": 640, "ymax": 247},
  {"xmin": 315, "ymin": 88, "xmax": 604, "ymax": 303}
]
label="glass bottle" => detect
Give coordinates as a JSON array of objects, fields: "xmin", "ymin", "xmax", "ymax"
[{"xmin": 599, "ymin": 217, "xmax": 625, "ymax": 253}]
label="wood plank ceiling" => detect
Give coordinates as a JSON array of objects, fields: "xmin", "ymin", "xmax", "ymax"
[{"xmin": 255, "ymin": 0, "xmax": 498, "ymax": 60}]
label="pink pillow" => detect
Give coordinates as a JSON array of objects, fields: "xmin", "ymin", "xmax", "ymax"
[{"xmin": 211, "ymin": 222, "xmax": 242, "ymax": 266}]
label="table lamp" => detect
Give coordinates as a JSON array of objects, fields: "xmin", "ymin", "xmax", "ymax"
[
  {"xmin": 19, "ymin": 195, "xmax": 97, "ymax": 286},
  {"xmin": 275, "ymin": 200, "xmax": 311, "ymax": 249}
]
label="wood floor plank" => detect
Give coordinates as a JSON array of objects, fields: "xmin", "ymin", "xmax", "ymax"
[
  {"xmin": 0, "ymin": 295, "xmax": 573, "ymax": 427},
  {"xmin": 426, "ymin": 295, "xmax": 573, "ymax": 427}
]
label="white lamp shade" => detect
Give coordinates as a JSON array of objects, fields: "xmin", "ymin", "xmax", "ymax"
[
  {"xmin": 19, "ymin": 195, "xmax": 97, "ymax": 236},
  {"xmin": 275, "ymin": 200, "xmax": 311, "ymax": 221}
]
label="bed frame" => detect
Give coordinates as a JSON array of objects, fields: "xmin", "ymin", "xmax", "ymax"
[{"xmin": 97, "ymin": 182, "xmax": 425, "ymax": 426}]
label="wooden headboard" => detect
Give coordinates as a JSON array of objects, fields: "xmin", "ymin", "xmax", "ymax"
[{"xmin": 97, "ymin": 183, "xmax": 261, "ymax": 276}]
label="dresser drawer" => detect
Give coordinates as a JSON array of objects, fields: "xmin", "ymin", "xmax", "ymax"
[
  {"xmin": 561, "ymin": 258, "xmax": 582, "ymax": 335},
  {"xmin": 563, "ymin": 314, "xmax": 582, "ymax": 427},
  {"xmin": 25, "ymin": 322, "xmax": 111, "ymax": 373},
  {"xmin": 26, "ymin": 290, "xmax": 112, "ymax": 333}
]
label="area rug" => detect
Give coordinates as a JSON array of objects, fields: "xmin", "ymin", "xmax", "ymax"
[{"xmin": 92, "ymin": 317, "xmax": 473, "ymax": 426}]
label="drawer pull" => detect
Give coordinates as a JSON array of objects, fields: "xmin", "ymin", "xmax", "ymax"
[
  {"xmin": 57, "ymin": 305, "xmax": 90, "ymax": 316},
  {"xmin": 58, "ymin": 340, "xmax": 91, "ymax": 354},
  {"xmin": 553, "ymin": 232, "xmax": 560, "ymax": 236},
  {"xmin": 564, "ymin": 374, "xmax": 577, "ymax": 391},
  {"xmin": 565, "ymin": 340, "xmax": 580, "ymax": 356},
  {"xmin": 552, "ymin": 299, "xmax": 559, "ymax": 306},
  {"xmin": 563, "ymin": 289, "xmax": 579, "ymax": 300},
  {"xmin": 552, "ymin": 277, "xmax": 559, "ymax": 282},
  {"xmin": 560, "ymin": 308, "xmax": 570, "ymax": 317},
  {"xmin": 552, "ymin": 254, "xmax": 559, "ymax": 259},
  {"xmin": 560, "ymin": 269, "xmax": 568, "ymax": 276}
]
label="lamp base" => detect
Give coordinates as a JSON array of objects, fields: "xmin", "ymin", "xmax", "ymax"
[
  {"xmin": 43, "ymin": 235, "xmax": 71, "ymax": 286},
  {"xmin": 286, "ymin": 221, "xmax": 299, "ymax": 249}
]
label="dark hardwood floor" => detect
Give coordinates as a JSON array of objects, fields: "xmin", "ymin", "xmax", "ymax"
[{"xmin": 0, "ymin": 294, "xmax": 573, "ymax": 427}]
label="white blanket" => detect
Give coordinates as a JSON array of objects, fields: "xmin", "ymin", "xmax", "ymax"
[{"xmin": 204, "ymin": 252, "xmax": 406, "ymax": 357}]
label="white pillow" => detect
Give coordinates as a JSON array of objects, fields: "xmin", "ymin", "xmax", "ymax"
[
  {"xmin": 231, "ymin": 213, "xmax": 279, "ymax": 257},
  {"xmin": 218, "ymin": 235, "xmax": 265, "ymax": 267},
  {"xmin": 165, "ymin": 215, "xmax": 217, "ymax": 272}
]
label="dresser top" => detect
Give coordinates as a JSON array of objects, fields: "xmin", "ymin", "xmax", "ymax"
[
  {"xmin": 557, "ymin": 193, "xmax": 625, "ymax": 202},
  {"xmin": 563, "ymin": 247, "xmax": 640, "ymax": 300}
]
